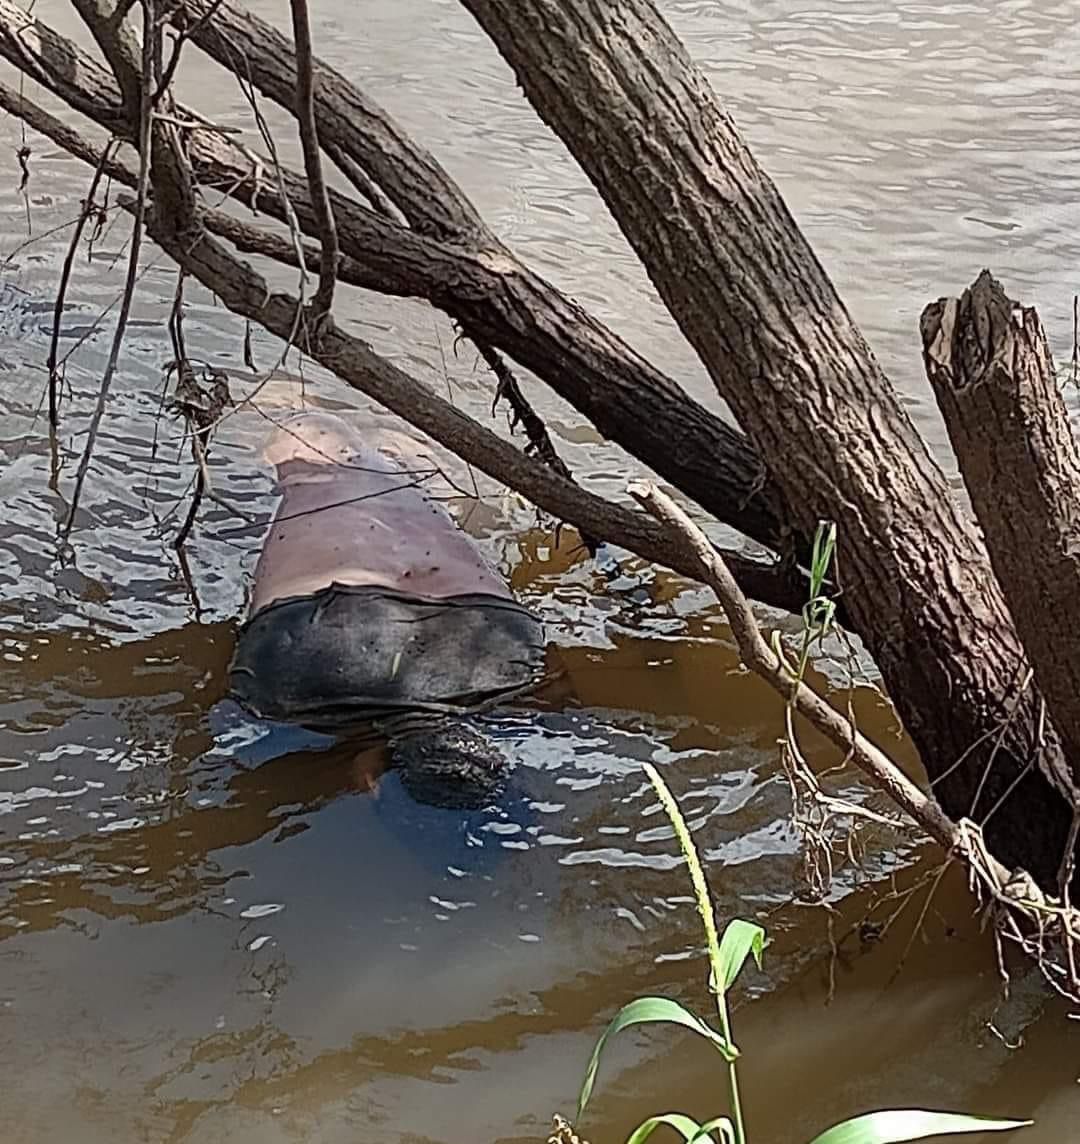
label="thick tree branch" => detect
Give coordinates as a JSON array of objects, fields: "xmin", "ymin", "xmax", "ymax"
[
  {"xmin": 166, "ymin": 0, "xmax": 791, "ymax": 550},
  {"xmin": 173, "ymin": 0, "xmax": 486, "ymax": 241},
  {"xmin": 0, "ymin": 0, "xmax": 789, "ymax": 557},
  {"xmin": 70, "ymin": 0, "xmax": 144, "ymax": 115},
  {"xmin": 923, "ymin": 272, "xmax": 1080, "ymax": 791},
  {"xmin": 459, "ymin": 0, "xmax": 1078, "ymax": 888},
  {"xmin": 0, "ymin": 26, "xmax": 801, "ymax": 612},
  {"xmin": 0, "ymin": 0, "xmax": 126, "ymax": 129},
  {"xmin": 136, "ymin": 201, "xmax": 808, "ymax": 611}
]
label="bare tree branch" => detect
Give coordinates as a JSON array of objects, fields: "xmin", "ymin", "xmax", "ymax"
[
  {"xmin": 158, "ymin": 0, "xmax": 792, "ymax": 551},
  {"xmin": 0, "ymin": 43, "xmax": 802, "ymax": 609},
  {"xmin": 61, "ymin": 0, "xmax": 156, "ymax": 543},
  {"xmin": 138, "ymin": 193, "xmax": 809, "ymax": 608},
  {"xmin": 629, "ymin": 481, "xmax": 993, "ymax": 866},
  {"xmin": 0, "ymin": 0, "xmax": 790, "ymax": 554},
  {"xmin": 458, "ymin": 0, "xmax": 1078, "ymax": 889},
  {"xmin": 632, "ymin": 479, "xmax": 1080, "ymax": 1002},
  {"xmin": 286, "ymin": 0, "xmax": 337, "ymax": 316},
  {"xmin": 171, "ymin": 0, "xmax": 485, "ymax": 240}
]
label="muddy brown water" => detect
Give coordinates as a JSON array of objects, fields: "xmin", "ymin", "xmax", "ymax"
[{"xmin": 1, "ymin": 1, "xmax": 1079, "ymax": 1141}]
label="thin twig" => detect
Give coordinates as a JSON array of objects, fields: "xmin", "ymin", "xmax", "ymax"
[
  {"xmin": 154, "ymin": 0, "xmax": 227, "ymax": 102},
  {"xmin": 323, "ymin": 140, "xmax": 402, "ymax": 222},
  {"xmin": 60, "ymin": 2, "xmax": 156, "ymax": 547},
  {"xmin": 473, "ymin": 336, "xmax": 599, "ymax": 556},
  {"xmin": 288, "ymin": 0, "xmax": 337, "ymax": 317},
  {"xmin": 631, "ymin": 479, "xmax": 1080, "ymax": 1001},
  {"xmin": 47, "ymin": 139, "xmax": 117, "ymax": 428},
  {"xmin": 628, "ymin": 481, "xmax": 994, "ymax": 865}
]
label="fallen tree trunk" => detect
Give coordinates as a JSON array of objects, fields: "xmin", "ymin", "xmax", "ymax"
[
  {"xmin": 459, "ymin": 0, "xmax": 1079, "ymax": 888},
  {"xmin": 923, "ymin": 271, "xmax": 1080, "ymax": 783}
]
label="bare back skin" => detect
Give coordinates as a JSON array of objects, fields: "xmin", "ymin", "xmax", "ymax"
[{"xmin": 249, "ymin": 412, "xmax": 511, "ymax": 615}]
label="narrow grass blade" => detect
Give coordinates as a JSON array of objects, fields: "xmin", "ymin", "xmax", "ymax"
[
  {"xmin": 626, "ymin": 1113, "xmax": 705, "ymax": 1143},
  {"xmin": 577, "ymin": 997, "xmax": 735, "ymax": 1119},
  {"xmin": 806, "ymin": 1109, "xmax": 1032, "ymax": 1144},
  {"xmin": 808, "ymin": 520, "xmax": 837, "ymax": 600},
  {"xmin": 715, "ymin": 918, "xmax": 766, "ymax": 992},
  {"xmin": 626, "ymin": 1113, "xmax": 735, "ymax": 1144}
]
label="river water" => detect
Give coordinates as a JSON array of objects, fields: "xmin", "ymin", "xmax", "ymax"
[{"xmin": 0, "ymin": 1, "xmax": 1078, "ymax": 1142}]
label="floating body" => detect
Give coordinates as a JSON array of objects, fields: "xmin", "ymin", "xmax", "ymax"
[{"xmin": 228, "ymin": 412, "xmax": 546, "ymax": 807}]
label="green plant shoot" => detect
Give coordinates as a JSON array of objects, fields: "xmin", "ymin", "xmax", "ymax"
[{"xmin": 573, "ymin": 762, "xmax": 1031, "ymax": 1144}]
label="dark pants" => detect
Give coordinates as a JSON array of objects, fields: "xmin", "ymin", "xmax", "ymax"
[{"xmin": 228, "ymin": 584, "xmax": 546, "ymax": 733}]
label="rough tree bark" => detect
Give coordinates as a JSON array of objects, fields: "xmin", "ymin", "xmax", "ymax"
[
  {"xmin": 168, "ymin": 0, "xmax": 797, "ymax": 550},
  {"xmin": 0, "ymin": 0, "xmax": 794, "ymax": 555},
  {"xmin": 458, "ymin": 0, "xmax": 1079, "ymax": 887},
  {"xmin": 0, "ymin": 75, "xmax": 811, "ymax": 615},
  {"xmin": 1, "ymin": 0, "xmax": 1078, "ymax": 892},
  {"xmin": 923, "ymin": 272, "xmax": 1080, "ymax": 775}
]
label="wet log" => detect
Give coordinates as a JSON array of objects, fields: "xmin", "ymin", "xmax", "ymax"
[
  {"xmin": 922, "ymin": 271, "xmax": 1080, "ymax": 784},
  {"xmin": 460, "ymin": 0, "xmax": 1077, "ymax": 886}
]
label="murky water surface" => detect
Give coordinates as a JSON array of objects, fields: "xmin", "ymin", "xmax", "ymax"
[{"xmin": 0, "ymin": 2, "xmax": 1078, "ymax": 1141}]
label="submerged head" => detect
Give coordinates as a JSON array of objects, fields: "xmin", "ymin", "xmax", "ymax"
[{"xmin": 386, "ymin": 720, "xmax": 510, "ymax": 810}]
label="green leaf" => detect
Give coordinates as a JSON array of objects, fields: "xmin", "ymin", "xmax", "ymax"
[
  {"xmin": 626, "ymin": 1113, "xmax": 704, "ymax": 1143},
  {"xmin": 806, "ymin": 1109, "xmax": 1032, "ymax": 1144},
  {"xmin": 808, "ymin": 520, "xmax": 837, "ymax": 600},
  {"xmin": 714, "ymin": 918, "xmax": 766, "ymax": 993},
  {"xmin": 625, "ymin": 1113, "xmax": 735, "ymax": 1144},
  {"xmin": 577, "ymin": 997, "xmax": 736, "ymax": 1120},
  {"xmin": 689, "ymin": 1117, "xmax": 737, "ymax": 1143}
]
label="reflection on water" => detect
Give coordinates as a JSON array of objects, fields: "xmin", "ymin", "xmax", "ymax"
[{"xmin": 1, "ymin": 0, "xmax": 1080, "ymax": 1141}]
